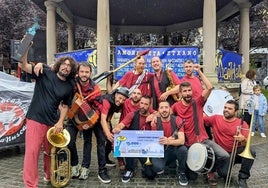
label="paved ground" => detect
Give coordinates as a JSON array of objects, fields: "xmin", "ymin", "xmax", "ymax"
[{"xmin": 0, "ymin": 120, "xmax": 268, "ymax": 188}]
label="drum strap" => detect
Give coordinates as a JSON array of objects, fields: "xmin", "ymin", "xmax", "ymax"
[{"xmin": 192, "ymin": 100, "xmax": 200, "ymax": 140}]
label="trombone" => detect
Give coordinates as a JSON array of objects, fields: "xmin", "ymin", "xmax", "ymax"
[{"xmin": 224, "ymin": 106, "xmax": 255, "ymax": 188}]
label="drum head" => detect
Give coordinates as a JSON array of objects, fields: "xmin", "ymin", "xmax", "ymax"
[
  {"xmin": 204, "ymin": 89, "xmax": 233, "ymax": 116},
  {"xmin": 186, "ymin": 143, "xmax": 207, "ymax": 172}
]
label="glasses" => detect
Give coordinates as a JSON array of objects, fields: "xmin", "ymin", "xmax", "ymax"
[{"xmin": 61, "ymin": 62, "xmax": 71, "ymax": 68}]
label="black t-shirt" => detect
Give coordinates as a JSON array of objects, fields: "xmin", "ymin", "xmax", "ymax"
[{"xmin": 26, "ymin": 68, "xmax": 74, "ymax": 126}]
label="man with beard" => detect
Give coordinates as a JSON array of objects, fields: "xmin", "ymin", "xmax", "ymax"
[
  {"xmin": 181, "ymin": 60, "xmax": 204, "ymax": 99},
  {"xmin": 20, "ymin": 46, "xmax": 77, "ymax": 187},
  {"xmin": 171, "ymin": 81, "xmax": 229, "ymax": 186},
  {"xmin": 112, "ymin": 96, "xmax": 159, "ymax": 182},
  {"xmin": 63, "ymin": 63, "xmax": 111, "ymax": 183},
  {"xmin": 150, "ymin": 56, "xmax": 181, "ymax": 110},
  {"xmin": 204, "ymin": 100, "xmax": 256, "ymax": 188},
  {"xmin": 151, "ymin": 101, "xmax": 188, "ymax": 186},
  {"xmin": 100, "ymin": 87, "xmax": 129, "ymax": 169},
  {"xmin": 116, "ymin": 88, "xmax": 143, "ymax": 171},
  {"xmin": 120, "ymin": 88, "xmax": 143, "ymax": 121},
  {"xmin": 113, "ymin": 56, "xmax": 153, "ymax": 96}
]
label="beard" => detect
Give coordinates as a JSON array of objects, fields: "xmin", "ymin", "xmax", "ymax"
[
  {"xmin": 160, "ymin": 111, "xmax": 170, "ymax": 119},
  {"xmin": 79, "ymin": 76, "xmax": 89, "ymax": 83},
  {"xmin": 58, "ymin": 70, "xmax": 69, "ymax": 78},
  {"xmin": 223, "ymin": 111, "xmax": 235, "ymax": 119},
  {"xmin": 135, "ymin": 67, "xmax": 144, "ymax": 74},
  {"xmin": 182, "ymin": 95, "xmax": 192, "ymax": 104}
]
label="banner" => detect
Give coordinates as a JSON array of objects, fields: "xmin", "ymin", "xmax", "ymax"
[
  {"xmin": 216, "ymin": 49, "xmax": 242, "ymax": 83},
  {"xmin": 114, "ymin": 130, "xmax": 164, "ymax": 158},
  {"xmin": 114, "ymin": 46, "xmax": 199, "ymax": 80},
  {"xmin": 0, "ymin": 71, "xmax": 34, "ymax": 148},
  {"xmin": 55, "ymin": 49, "xmax": 97, "ymax": 75}
]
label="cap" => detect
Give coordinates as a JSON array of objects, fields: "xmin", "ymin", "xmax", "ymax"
[{"xmin": 116, "ymin": 87, "xmax": 129, "ymax": 98}]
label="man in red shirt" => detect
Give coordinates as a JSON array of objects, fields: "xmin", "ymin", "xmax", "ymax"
[
  {"xmin": 120, "ymin": 88, "xmax": 142, "ymax": 121},
  {"xmin": 171, "ymin": 79, "xmax": 229, "ymax": 185},
  {"xmin": 204, "ymin": 100, "xmax": 256, "ymax": 188},
  {"xmin": 150, "ymin": 56, "xmax": 181, "ymax": 110},
  {"xmin": 180, "ymin": 60, "xmax": 204, "ymax": 99},
  {"xmin": 151, "ymin": 101, "xmax": 188, "ymax": 186},
  {"xmin": 113, "ymin": 96, "xmax": 159, "ymax": 182},
  {"xmin": 113, "ymin": 56, "xmax": 153, "ymax": 96},
  {"xmin": 100, "ymin": 87, "xmax": 129, "ymax": 169}
]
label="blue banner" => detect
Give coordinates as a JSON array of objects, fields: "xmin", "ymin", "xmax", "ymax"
[
  {"xmin": 114, "ymin": 46, "xmax": 199, "ymax": 80},
  {"xmin": 216, "ymin": 49, "xmax": 242, "ymax": 82},
  {"xmin": 55, "ymin": 49, "xmax": 97, "ymax": 74}
]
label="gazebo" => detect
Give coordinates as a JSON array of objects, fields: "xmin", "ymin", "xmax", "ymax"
[{"xmin": 31, "ymin": 0, "xmax": 260, "ymax": 83}]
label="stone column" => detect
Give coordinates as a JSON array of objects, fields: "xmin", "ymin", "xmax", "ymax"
[
  {"xmin": 203, "ymin": 0, "xmax": 217, "ymax": 84},
  {"xmin": 97, "ymin": 0, "xmax": 110, "ymax": 89},
  {"xmin": 44, "ymin": 1, "xmax": 57, "ymax": 65},
  {"xmin": 236, "ymin": 1, "xmax": 251, "ymax": 74},
  {"xmin": 67, "ymin": 23, "xmax": 75, "ymax": 51}
]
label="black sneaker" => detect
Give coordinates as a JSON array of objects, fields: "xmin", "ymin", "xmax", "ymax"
[
  {"xmin": 121, "ymin": 171, "xmax": 133, "ymax": 183},
  {"xmin": 106, "ymin": 159, "xmax": 116, "ymax": 167},
  {"xmin": 98, "ymin": 168, "xmax": 111, "ymax": 184},
  {"xmin": 178, "ymin": 172, "xmax": 188, "ymax": 186},
  {"xmin": 238, "ymin": 178, "xmax": 248, "ymax": 188}
]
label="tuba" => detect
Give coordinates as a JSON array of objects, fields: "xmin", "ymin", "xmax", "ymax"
[{"xmin": 47, "ymin": 127, "xmax": 71, "ymax": 187}]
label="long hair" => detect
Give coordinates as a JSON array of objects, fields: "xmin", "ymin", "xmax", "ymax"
[{"xmin": 53, "ymin": 56, "xmax": 77, "ymax": 80}]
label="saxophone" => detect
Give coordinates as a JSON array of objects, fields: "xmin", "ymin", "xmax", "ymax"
[
  {"xmin": 47, "ymin": 127, "xmax": 71, "ymax": 187},
  {"xmin": 166, "ymin": 67, "xmax": 181, "ymax": 101}
]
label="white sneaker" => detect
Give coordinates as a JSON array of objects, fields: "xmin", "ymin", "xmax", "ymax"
[
  {"xmin": 43, "ymin": 177, "xmax": 50, "ymax": 184},
  {"xmin": 79, "ymin": 167, "xmax": 90, "ymax": 180},
  {"xmin": 251, "ymin": 132, "xmax": 255, "ymax": 136},
  {"xmin": 71, "ymin": 164, "xmax": 81, "ymax": 178},
  {"xmin": 260, "ymin": 133, "xmax": 266, "ymax": 138}
]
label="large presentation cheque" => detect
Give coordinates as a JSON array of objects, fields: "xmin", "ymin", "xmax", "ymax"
[{"xmin": 114, "ymin": 130, "xmax": 164, "ymax": 158}]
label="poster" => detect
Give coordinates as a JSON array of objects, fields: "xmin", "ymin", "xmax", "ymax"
[{"xmin": 114, "ymin": 46, "xmax": 199, "ymax": 80}]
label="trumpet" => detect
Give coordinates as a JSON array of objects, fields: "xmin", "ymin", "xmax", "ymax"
[{"xmin": 47, "ymin": 127, "xmax": 71, "ymax": 188}]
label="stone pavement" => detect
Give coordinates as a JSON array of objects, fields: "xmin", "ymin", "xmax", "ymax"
[{"xmin": 0, "ymin": 124, "xmax": 268, "ymax": 188}]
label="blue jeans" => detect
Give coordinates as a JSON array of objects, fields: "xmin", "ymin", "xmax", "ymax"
[
  {"xmin": 66, "ymin": 120, "xmax": 106, "ymax": 171},
  {"xmin": 151, "ymin": 145, "xmax": 187, "ymax": 174},
  {"xmin": 252, "ymin": 110, "xmax": 265, "ymax": 133}
]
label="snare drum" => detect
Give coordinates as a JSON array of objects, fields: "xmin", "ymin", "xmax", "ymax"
[
  {"xmin": 186, "ymin": 143, "xmax": 215, "ymax": 174},
  {"xmin": 204, "ymin": 89, "xmax": 233, "ymax": 116}
]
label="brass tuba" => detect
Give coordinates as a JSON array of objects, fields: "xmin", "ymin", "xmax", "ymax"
[{"xmin": 47, "ymin": 127, "xmax": 71, "ymax": 187}]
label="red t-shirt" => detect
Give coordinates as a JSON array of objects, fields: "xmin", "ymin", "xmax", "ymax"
[
  {"xmin": 120, "ymin": 98, "xmax": 139, "ymax": 121},
  {"xmin": 153, "ymin": 70, "xmax": 181, "ymax": 101},
  {"xmin": 151, "ymin": 116, "xmax": 184, "ymax": 137},
  {"xmin": 119, "ymin": 70, "xmax": 153, "ymax": 96},
  {"xmin": 181, "ymin": 76, "xmax": 203, "ymax": 99},
  {"xmin": 121, "ymin": 111, "xmax": 151, "ymax": 130},
  {"xmin": 204, "ymin": 115, "xmax": 249, "ymax": 152},
  {"xmin": 171, "ymin": 96, "xmax": 208, "ymax": 147},
  {"xmin": 101, "ymin": 99, "xmax": 112, "ymax": 116}
]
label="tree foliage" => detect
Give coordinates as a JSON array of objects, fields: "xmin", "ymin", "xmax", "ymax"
[{"xmin": 0, "ymin": 0, "xmax": 267, "ymax": 56}]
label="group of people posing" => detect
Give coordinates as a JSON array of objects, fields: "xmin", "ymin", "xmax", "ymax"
[{"xmin": 20, "ymin": 46, "xmax": 258, "ymax": 188}]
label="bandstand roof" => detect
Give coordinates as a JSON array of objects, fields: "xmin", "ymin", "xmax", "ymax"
[{"xmin": 32, "ymin": 0, "xmax": 261, "ymax": 34}]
